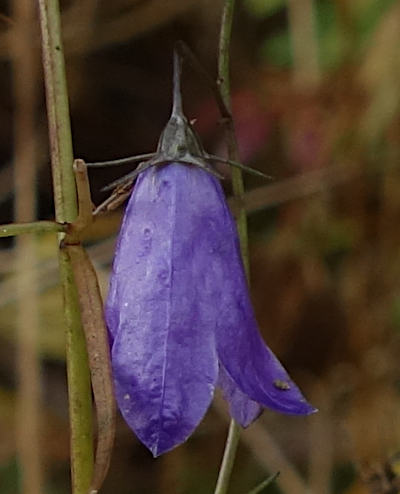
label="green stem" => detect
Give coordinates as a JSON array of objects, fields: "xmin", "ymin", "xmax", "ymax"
[
  {"xmin": 0, "ymin": 220, "xmax": 66, "ymax": 237},
  {"xmin": 37, "ymin": 0, "xmax": 76, "ymax": 221},
  {"xmin": 217, "ymin": 0, "xmax": 249, "ymax": 273},
  {"xmin": 37, "ymin": 1, "xmax": 94, "ymax": 493},
  {"xmin": 214, "ymin": 420, "xmax": 241, "ymax": 494},
  {"xmin": 215, "ymin": 1, "xmax": 248, "ymax": 493}
]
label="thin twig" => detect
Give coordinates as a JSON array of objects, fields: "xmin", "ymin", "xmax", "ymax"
[{"xmin": 0, "ymin": 220, "xmax": 67, "ymax": 237}]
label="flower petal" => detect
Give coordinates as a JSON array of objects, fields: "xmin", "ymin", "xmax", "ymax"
[
  {"xmin": 206, "ymin": 187, "xmax": 316, "ymax": 416},
  {"xmin": 106, "ymin": 164, "xmax": 225, "ymax": 456},
  {"xmin": 217, "ymin": 308, "xmax": 316, "ymax": 415},
  {"xmin": 218, "ymin": 362, "xmax": 263, "ymax": 427}
]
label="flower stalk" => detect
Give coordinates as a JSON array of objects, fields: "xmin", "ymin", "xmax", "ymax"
[
  {"xmin": 37, "ymin": 1, "xmax": 94, "ymax": 492},
  {"xmin": 217, "ymin": 0, "xmax": 249, "ymax": 273},
  {"xmin": 214, "ymin": 1, "xmax": 245, "ymax": 493}
]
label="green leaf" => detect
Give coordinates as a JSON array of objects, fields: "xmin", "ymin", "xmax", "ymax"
[{"xmin": 245, "ymin": 472, "xmax": 280, "ymax": 494}]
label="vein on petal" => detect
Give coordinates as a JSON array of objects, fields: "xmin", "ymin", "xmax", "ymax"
[{"xmin": 155, "ymin": 171, "xmax": 177, "ymax": 455}]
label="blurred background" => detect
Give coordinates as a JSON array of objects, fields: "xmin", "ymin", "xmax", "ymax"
[{"xmin": 2, "ymin": 0, "xmax": 400, "ymax": 493}]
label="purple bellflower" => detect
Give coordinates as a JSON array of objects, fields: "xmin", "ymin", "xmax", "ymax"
[{"xmin": 105, "ymin": 53, "xmax": 316, "ymax": 457}]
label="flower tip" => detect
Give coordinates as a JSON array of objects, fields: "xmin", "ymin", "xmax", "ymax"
[
  {"xmin": 149, "ymin": 444, "xmax": 162, "ymax": 458},
  {"xmin": 145, "ymin": 429, "xmax": 191, "ymax": 457},
  {"xmin": 295, "ymin": 400, "xmax": 318, "ymax": 416},
  {"xmin": 149, "ymin": 441, "xmax": 177, "ymax": 458},
  {"xmin": 150, "ymin": 447, "xmax": 160, "ymax": 458}
]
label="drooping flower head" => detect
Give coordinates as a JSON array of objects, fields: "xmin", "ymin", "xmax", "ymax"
[{"xmin": 105, "ymin": 52, "xmax": 316, "ymax": 457}]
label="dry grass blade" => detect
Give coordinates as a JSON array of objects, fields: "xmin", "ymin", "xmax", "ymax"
[
  {"xmin": 12, "ymin": 0, "xmax": 43, "ymax": 491},
  {"xmin": 66, "ymin": 244, "xmax": 116, "ymax": 494}
]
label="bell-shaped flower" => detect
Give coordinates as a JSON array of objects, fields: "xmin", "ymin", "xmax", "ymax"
[{"xmin": 105, "ymin": 162, "xmax": 316, "ymax": 457}]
